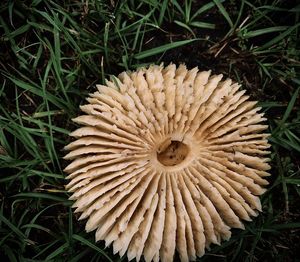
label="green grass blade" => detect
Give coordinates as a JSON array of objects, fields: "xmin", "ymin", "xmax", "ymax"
[
  {"xmin": 13, "ymin": 192, "xmax": 69, "ymax": 203},
  {"xmin": 190, "ymin": 21, "xmax": 215, "ymax": 29},
  {"xmin": 280, "ymin": 87, "xmax": 300, "ymax": 125},
  {"xmin": 0, "ymin": 213, "xmax": 27, "ymax": 240},
  {"xmin": 256, "ymin": 23, "xmax": 300, "ymax": 50},
  {"xmin": 45, "ymin": 242, "xmax": 69, "ymax": 261},
  {"xmin": 72, "ymin": 234, "xmax": 113, "ymax": 262},
  {"xmin": 213, "ymin": 0, "xmax": 233, "ymax": 28},
  {"xmin": 158, "ymin": 0, "xmax": 169, "ymax": 25},
  {"xmin": 174, "ymin": 20, "xmax": 195, "ymax": 36},
  {"xmin": 190, "ymin": 0, "xmax": 224, "ymax": 22},
  {"xmin": 134, "ymin": 39, "xmax": 198, "ymax": 59},
  {"xmin": 242, "ymin": 26, "xmax": 289, "ymax": 38}
]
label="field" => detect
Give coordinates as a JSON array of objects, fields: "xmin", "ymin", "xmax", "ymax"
[{"xmin": 0, "ymin": 0, "xmax": 300, "ymax": 261}]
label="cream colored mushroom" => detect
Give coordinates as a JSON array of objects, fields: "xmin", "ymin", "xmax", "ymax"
[{"xmin": 64, "ymin": 64, "xmax": 271, "ymax": 262}]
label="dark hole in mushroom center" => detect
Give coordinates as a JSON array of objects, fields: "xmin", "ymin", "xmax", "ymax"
[{"xmin": 157, "ymin": 140, "xmax": 189, "ymax": 166}]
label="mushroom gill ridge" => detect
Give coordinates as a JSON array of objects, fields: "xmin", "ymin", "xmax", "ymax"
[{"xmin": 64, "ymin": 64, "xmax": 271, "ymax": 262}]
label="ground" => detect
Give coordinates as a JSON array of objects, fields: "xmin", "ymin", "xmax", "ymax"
[{"xmin": 0, "ymin": 0, "xmax": 300, "ymax": 261}]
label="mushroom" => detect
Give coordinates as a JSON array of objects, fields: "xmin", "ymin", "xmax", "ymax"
[{"xmin": 64, "ymin": 64, "xmax": 271, "ymax": 262}]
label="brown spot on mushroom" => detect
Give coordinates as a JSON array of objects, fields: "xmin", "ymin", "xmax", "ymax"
[
  {"xmin": 64, "ymin": 64, "xmax": 271, "ymax": 262},
  {"xmin": 157, "ymin": 139, "xmax": 190, "ymax": 166}
]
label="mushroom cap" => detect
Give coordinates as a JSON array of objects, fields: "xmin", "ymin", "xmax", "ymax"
[{"xmin": 64, "ymin": 64, "xmax": 271, "ymax": 262}]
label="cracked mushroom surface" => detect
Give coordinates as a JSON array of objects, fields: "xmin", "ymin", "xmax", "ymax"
[{"xmin": 64, "ymin": 64, "xmax": 271, "ymax": 262}]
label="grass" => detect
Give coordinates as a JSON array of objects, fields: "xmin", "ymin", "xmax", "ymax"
[{"xmin": 0, "ymin": 0, "xmax": 299, "ymax": 261}]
